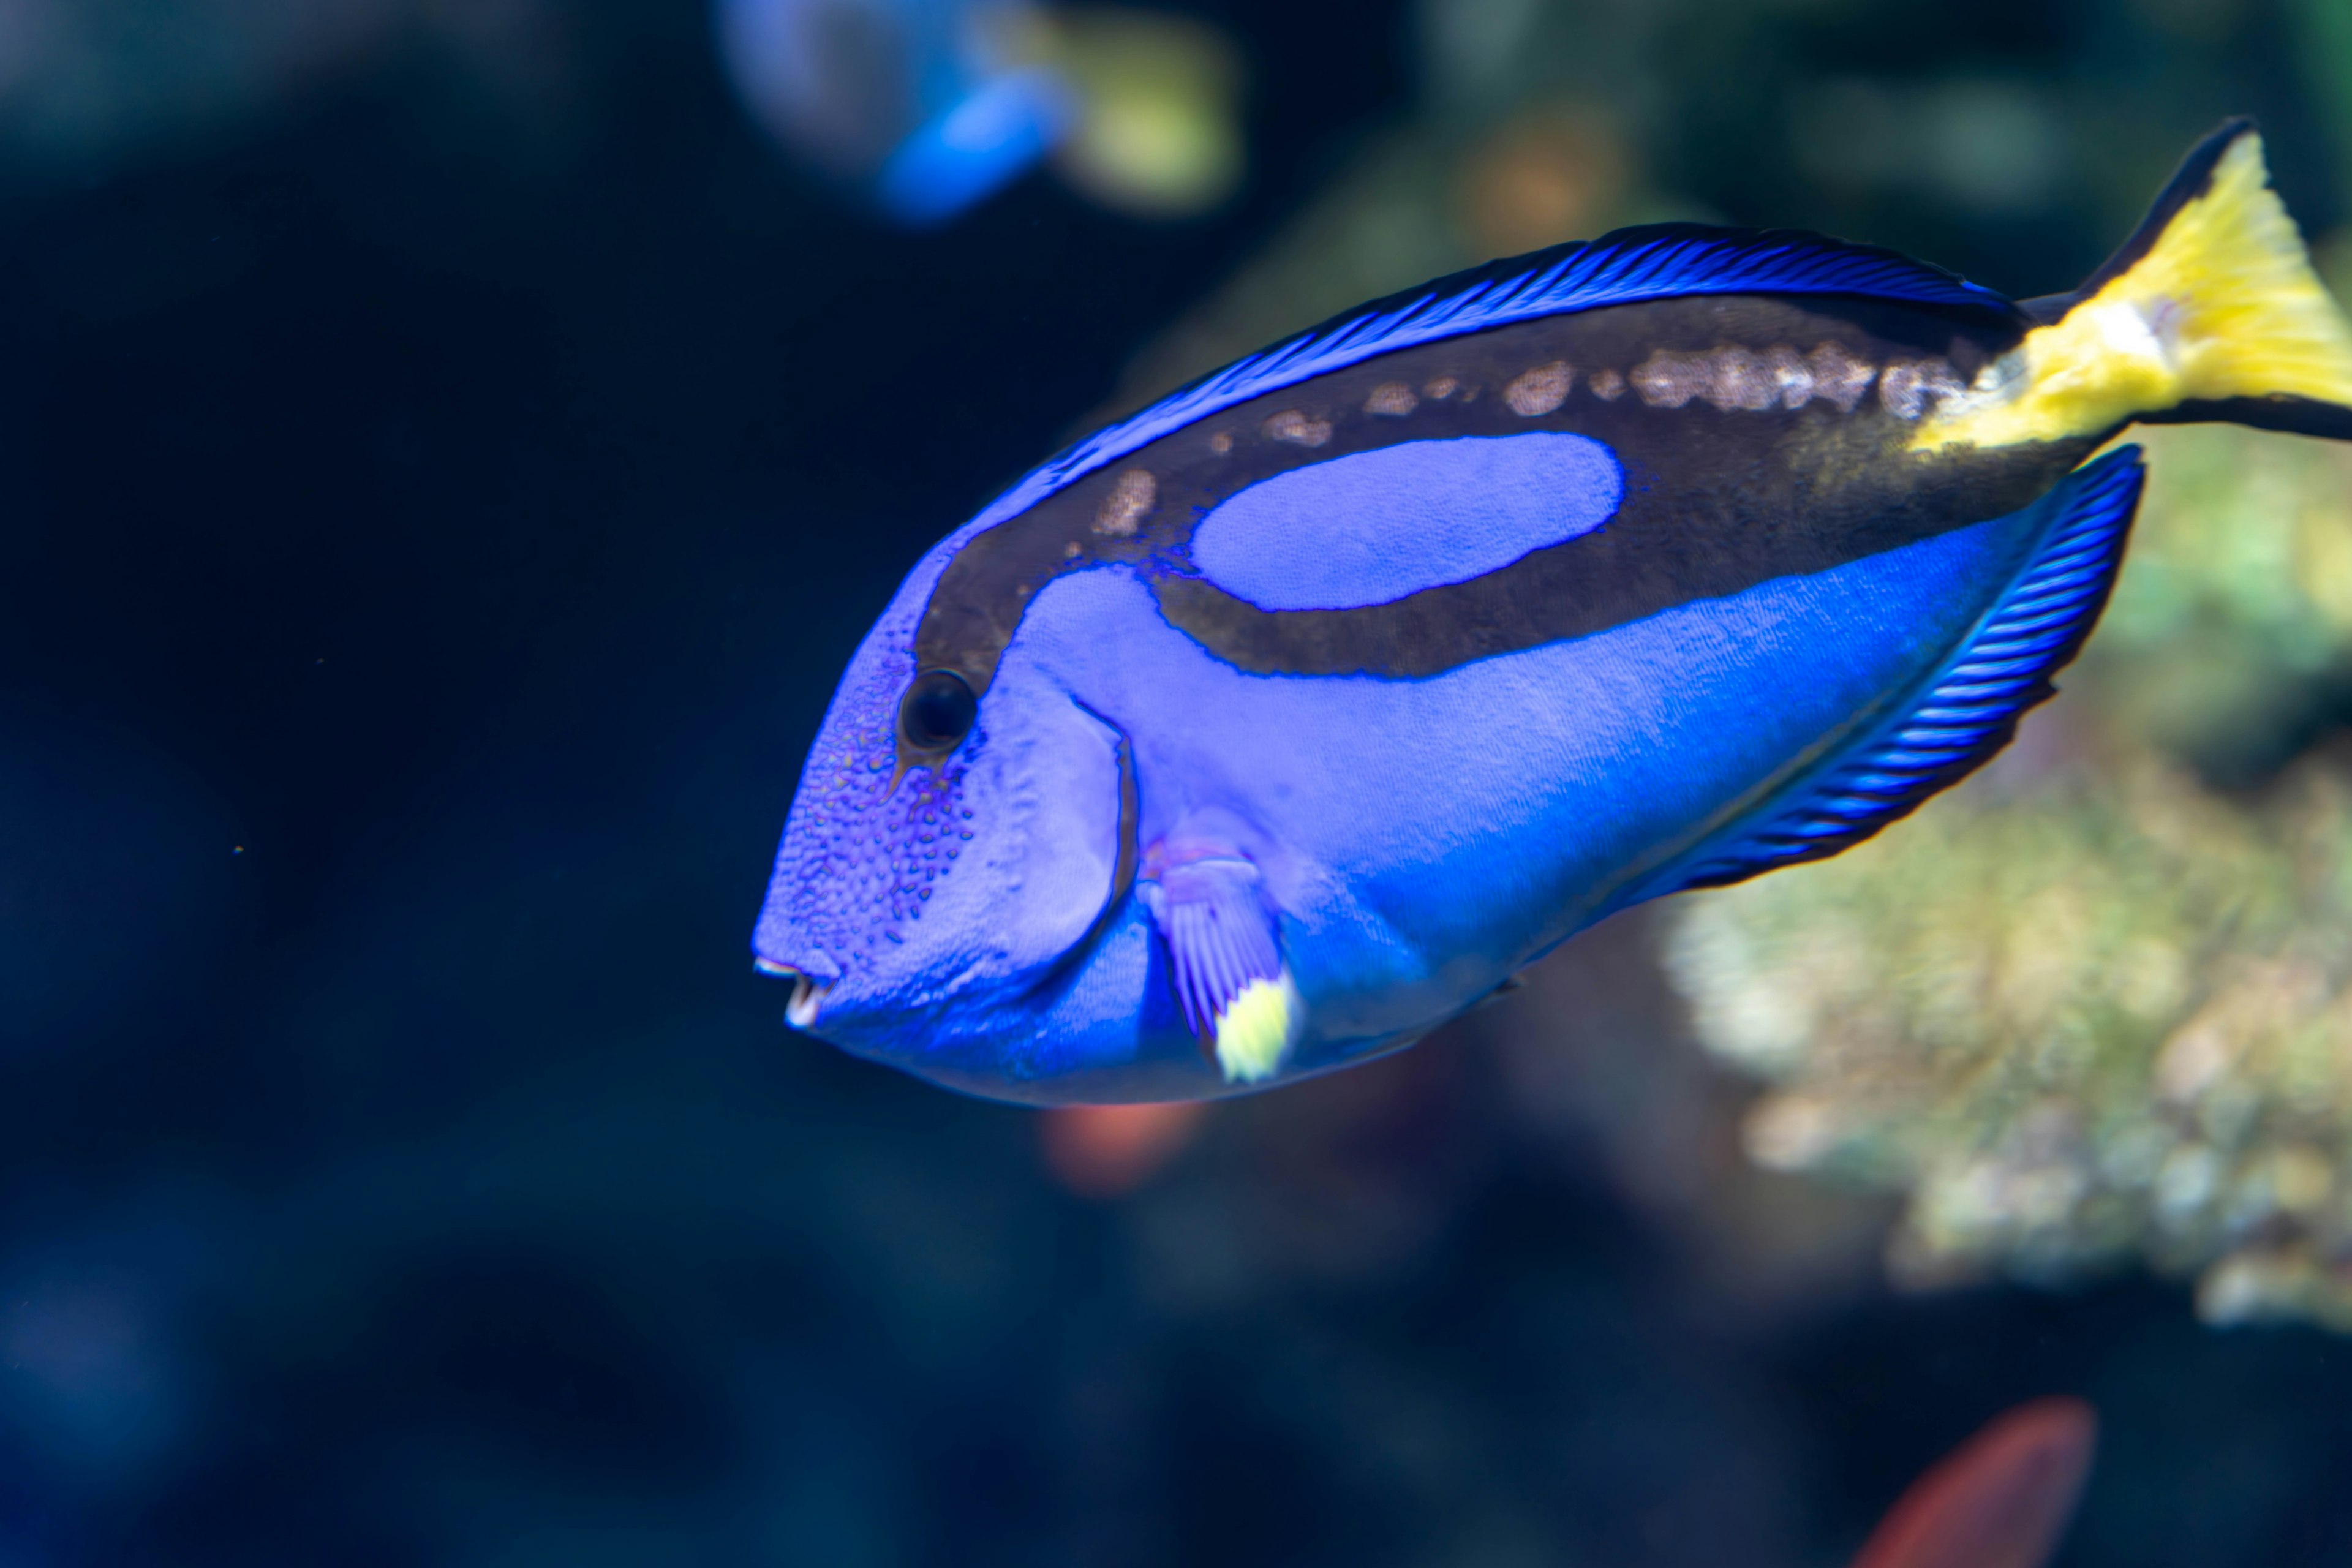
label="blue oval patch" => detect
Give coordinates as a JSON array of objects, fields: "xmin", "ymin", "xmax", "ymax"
[{"xmin": 1189, "ymin": 434, "xmax": 1624, "ymax": 612}]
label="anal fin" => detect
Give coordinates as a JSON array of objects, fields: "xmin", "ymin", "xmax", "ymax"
[
  {"xmin": 1139, "ymin": 856, "xmax": 1300, "ymax": 1084},
  {"xmin": 1659, "ymin": 445, "xmax": 2147, "ymax": 895}
]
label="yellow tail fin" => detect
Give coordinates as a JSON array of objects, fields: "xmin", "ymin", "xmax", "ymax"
[{"xmin": 1917, "ymin": 120, "xmax": 2352, "ymax": 452}]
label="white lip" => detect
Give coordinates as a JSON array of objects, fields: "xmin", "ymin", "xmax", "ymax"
[
  {"xmin": 786, "ymin": 975, "xmax": 827, "ymax": 1030},
  {"xmin": 756, "ymin": 958, "xmax": 832, "ymax": 1030}
]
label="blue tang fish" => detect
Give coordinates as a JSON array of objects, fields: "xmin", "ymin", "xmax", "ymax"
[
  {"xmin": 717, "ymin": 0, "xmax": 1074, "ymax": 226},
  {"xmin": 755, "ymin": 120, "xmax": 2352, "ymax": 1103}
]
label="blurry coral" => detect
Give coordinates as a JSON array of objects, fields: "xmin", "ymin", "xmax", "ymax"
[
  {"xmin": 1666, "ymin": 425, "xmax": 2352, "ymax": 1330},
  {"xmin": 715, "ymin": 0, "xmax": 1242, "ymax": 225},
  {"xmin": 2080, "ymin": 426, "xmax": 2352, "ymax": 778}
]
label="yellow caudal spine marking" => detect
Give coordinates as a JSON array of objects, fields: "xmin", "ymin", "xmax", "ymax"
[
  {"xmin": 1916, "ymin": 130, "xmax": 2352, "ymax": 452},
  {"xmin": 1212, "ymin": 970, "xmax": 1301, "ymax": 1084}
]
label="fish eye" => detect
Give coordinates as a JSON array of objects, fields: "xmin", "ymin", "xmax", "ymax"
[{"xmin": 900, "ymin": 669, "xmax": 978, "ymax": 752}]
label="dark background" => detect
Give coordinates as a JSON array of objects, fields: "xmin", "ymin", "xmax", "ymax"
[{"xmin": 4, "ymin": 1, "xmax": 2350, "ymax": 1562}]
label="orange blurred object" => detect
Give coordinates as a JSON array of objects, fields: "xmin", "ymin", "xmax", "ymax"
[
  {"xmin": 1850, "ymin": 1398, "xmax": 2098, "ymax": 1568},
  {"xmin": 1039, "ymin": 1102, "xmax": 1207, "ymax": 1197},
  {"xmin": 1457, "ymin": 106, "xmax": 1629, "ymax": 258}
]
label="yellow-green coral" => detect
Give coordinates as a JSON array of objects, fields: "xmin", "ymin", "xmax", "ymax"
[
  {"xmin": 1670, "ymin": 757, "xmax": 2352, "ymax": 1321},
  {"xmin": 1666, "ymin": 422, "xmax": 2352, "ymax": 1329},
  {"xmin": 2086, "ymin": 425, "xmax": 2352, "ymax": 764}
]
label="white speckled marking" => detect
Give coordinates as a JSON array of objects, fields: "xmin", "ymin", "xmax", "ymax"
[
  {"xmin": 1630, "ymin": 342, "xmax": 1885, "ymax": 415},
  {"xmin": 1093, "ymin": 469, "xmax": 1157, "ymax": 536},
  {"xmin": 1806, "ymin": 342, "xmax": 1877, "ymax": 412},
  {"xmin": 1879, "ymin": 358, "xmax": 1966, "ymax": 420},
  {"xmin": 1505, "ymin": 361, "xmax": 1573, "ymax": 416},
  {"xmin": 1763, "ymin": 345, "xmax": 1813, "ymax": 409},
  {"xmin": 1264, "ymin": 410, "xmax": 1334, "ymax": 447}
]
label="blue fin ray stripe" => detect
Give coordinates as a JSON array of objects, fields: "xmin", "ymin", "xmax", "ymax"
[{"xmin": 1651, "ymin": 445, "xmax": 2147, "ymax": 894}]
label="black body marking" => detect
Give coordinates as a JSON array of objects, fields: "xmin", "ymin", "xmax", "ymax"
[{"xmin": 916, "ymin": 291, "xmax": 2097, "ymax": 688}]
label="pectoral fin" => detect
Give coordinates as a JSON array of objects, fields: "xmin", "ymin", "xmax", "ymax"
[{"xmin": 1139, "ymin": 856, "xmax": 1300, "ymax": 1084}]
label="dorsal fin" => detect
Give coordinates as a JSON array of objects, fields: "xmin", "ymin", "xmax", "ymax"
[
  {"xmin": 1657, "ymin": 445, "xmax": 2146, "ymax": 894},
  {"xmin": 961, "ymin": 225, "xmax": 2022, "ymax": 539}
]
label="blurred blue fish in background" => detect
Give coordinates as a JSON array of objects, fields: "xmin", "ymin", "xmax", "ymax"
[
  {"xmin": 716, "ymin": 0, "xmax": 1244, "ymax": 225},
  {"xmin": 716, "ymin": 0, "xmax": 1076, "ymax": 225}
]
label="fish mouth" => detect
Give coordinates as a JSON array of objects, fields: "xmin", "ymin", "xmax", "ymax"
[{"xmin": 755, "ymin": 957, "xmax": 832, "ymax": 1030}]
